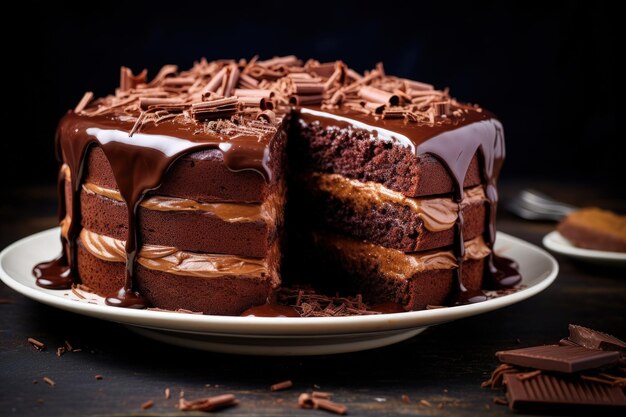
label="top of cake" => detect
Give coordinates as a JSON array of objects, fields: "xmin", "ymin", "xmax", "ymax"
[{"xmin": 62, "ymin": 55, "xmax": 496, "ymax": 182}]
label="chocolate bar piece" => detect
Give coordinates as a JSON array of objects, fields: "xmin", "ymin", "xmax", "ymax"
[
  {"xmin": 503, "ymin": 373, "xmax": 626, "ymax": 412},
  {"xmin": 569, "ymin": 324, "xmax": 626, "ymax": 352},
  {"xmin": 496, "ymin": 345, "xmax": 619, "ymax": 373}
]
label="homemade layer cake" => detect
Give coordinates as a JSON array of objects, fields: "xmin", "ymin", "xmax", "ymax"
[{"xmin": 34, "ymin": 56, "xmax": 519, "ymax": 315}]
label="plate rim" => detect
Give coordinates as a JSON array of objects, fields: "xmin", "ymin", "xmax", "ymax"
[
  {"xmin": 1, "ymin": 228, "xmax": 559, "ymax": 336},
  {"xmin": 543, "ymin": 230, "xmax": 626, "ymax": 261}
]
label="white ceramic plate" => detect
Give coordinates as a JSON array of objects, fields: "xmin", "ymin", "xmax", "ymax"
[
  {"xmin": 543, "ymin": 231, "xmax": 626, "ymax": 265},
  {"xmin": 1, "ymin": 228, "xmax": 558, "ymax": 356}
]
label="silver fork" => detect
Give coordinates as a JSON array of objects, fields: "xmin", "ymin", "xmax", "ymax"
[{"xmin": 505, "ymin": 189, "xmax": 577, "ymax": 221}]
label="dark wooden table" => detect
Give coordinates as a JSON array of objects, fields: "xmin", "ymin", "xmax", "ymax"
[{"xmin": 1, "ymin": 181, "xmax": 625, "ymax": 417}]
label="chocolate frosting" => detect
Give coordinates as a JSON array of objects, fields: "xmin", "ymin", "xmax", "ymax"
[
  {"xmin": 82, "ymin": 181, "xmax": 271, "ymax": 223},
  {"xmin": 35, "ymin": 56, "xmax": 521, "ymax": 310}
]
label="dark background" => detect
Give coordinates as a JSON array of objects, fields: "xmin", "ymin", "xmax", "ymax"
[{"xmin": 4, "ymin": 1, "xmax": 622, "ymax": 190}]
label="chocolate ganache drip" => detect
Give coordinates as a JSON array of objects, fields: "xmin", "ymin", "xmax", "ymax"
[{"xmin": 35, "ymin": 56, "xmax": 521, "ymax": 309}]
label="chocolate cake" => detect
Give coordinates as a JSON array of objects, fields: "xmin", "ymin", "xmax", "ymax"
[
  {"xmin": 34, "ymin": 56, "xmax": 520, "ymax": 315},
  {"xmin": 557, "ymin": 208, "xmax": 626, "ymax": 253}
]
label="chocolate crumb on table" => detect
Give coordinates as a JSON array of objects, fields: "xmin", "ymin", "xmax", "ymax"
[
  {"xmin": 164, "ymin": 387, "xmax": 171, "ymax": 400},
  {"xmin": 178, "ymin": 394, "xmax": 238, "ymax": 412},
  {"xmin": 270, "ymin": 379, "xmax": 293, "ymax": 391},
  {"xmin": 43, "ymin": 376, "xmax": 55, "ymax": 387},
  {"xmin": 298, "ymin": 393, "xmax": 348, "ymax": 415},
  {"xmin": 140, "ymin": 400, "xmax": 154, "ymax": 410},
  {"xmin": 27, "ymin": 337, "xmax": 45, "ymax": 351}
]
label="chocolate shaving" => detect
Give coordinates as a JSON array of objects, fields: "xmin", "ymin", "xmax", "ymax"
[
  {"xmin": 74, "ymin": 92, "xmax": 94, "ymax": 113},
  {"xmin": 191, "ymin": 97, "xmax": 240, "ymax": 121},
  {"xmin": 298, "ymin": 393, "xmax": 347, "ymax": 415},
  {"xmin": 165, "ymin": 388, "xmax": 171, "ymax": 399},
  {"xmin": 270, "ymin": 380, "xmax": 293, "ymax": 391},
  {"xmin": 141, "ymin": 400, "xmax": 154, "ymax": 410},
  {"xmin": 148, "ymin": 64, "xmax": 178, "ymax": 87},
  {"xmin": 418, "ymin": 399, "xmax": 432, "ymax": 407},
  {"xmin": 28, "ymin": 337, "xmax": 45, "ymax": 351},
  {"xmin": 515, "ymin": 369, "xmax": 541, "ymax": 381},
  {"xmin": 224, "ymin": 64, "xmax": 240, "ymax": 97},
  {"xmin": 120, "ymin": 67, "xmax": 147, "ymax": 92},
  {"xmin": 178, "ymin": 394, "xmax": 238, "ymax": 412},
  {"xmin": 256, "ymin": 110, "xmax": 276, "ymax": 124},
  {"xmin": 312, "ymin": 391, "xmax": 332, "ymax": 399},
  {"xmin": 201, "ymin": 66, "xmax": 229, "ymax": 98},
  {"xmin": 56, "ymin": 347, "xmax": 65, "ymax": 357},
  {"xmin": 139, "ymin": 98, "xmax": 184, "ymax": 110},
  {"xmin": 43, "ymin": 376, "xmax": 55, "ymax": 387},
  {"xmin": 359, "ymin": 86, "xmax": 399, "ymax": 105}
]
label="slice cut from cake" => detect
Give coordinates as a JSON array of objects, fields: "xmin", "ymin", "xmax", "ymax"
[{"xmin": 558, "ymin": 208, "xmax": 626, "ymax": 253}]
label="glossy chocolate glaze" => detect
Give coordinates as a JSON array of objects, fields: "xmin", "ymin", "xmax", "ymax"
[
  {"xmin": 35, "ymin": 57, "xmax": 520, "ymax": 313},
  {"xmin": 35, "ymin": 111, "xmax": 275, "ymax": 308}
]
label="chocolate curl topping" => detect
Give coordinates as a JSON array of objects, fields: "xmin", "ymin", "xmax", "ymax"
[
  {"xmin": 404, "ymin": 78, "xmax": 434, "ymax": 91},
  {"xmin": 432, "ymin": 100, "xmax": 451, "ymax": 116},
  {"xmin": 256, "ymin": 110, "xmax": 276, "ymax": 124},
  {"xmin": 120, "ymin": 67, "xmax": 148, "ymax": 92},
  {"xmin": 238, "ymin": 73, "xmax": 259, "ymax": 88},
  {"xmin": 74, "ymin": 91, "xmax": 94, "ymax": 113},
  {"xmin": 147, "ymin": 64, "xmax": 178, "ymax": 87},
  {"xmin": 234, "ymin": 89, "xmax": 274, "ymax": 98},
  {"xmin": 224, "ymin": 64, "xmax": 240, "ymax": 97},
  {"xmin": 139, "ymin": 98, "xmax": 185, "ymax": 110},
  {"xmin": 162, "ymin": 77, "xmax": 195, "ymax": 86},
  {"xmin": 359, "ymin": 85, "xmax": 399, "ymax": 106},
  {"xmin": 257, "ymin": 55, "xmax": 301, "ymax": 68},
  {"xmin": 324, "ymin": 62, "xmax": 344, "ymax": 90},
  {"xmin": 308, "ymin": 61, "xmax": 339, "ymax": 78},
  {"xmin": 191, "ymin": 97, "xmax": 240, "ymax": 121},
  {"xmin": 289, "ymin": 94, "xmax": 324, "ymax": 105},
  {"xmin": 201, "ymin": 66, "xmax": 228, "ymax": 98}
]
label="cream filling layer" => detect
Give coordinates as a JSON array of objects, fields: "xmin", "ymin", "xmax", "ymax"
[
  {"xmin": 309, "ymin": 172, "xmax": 485, "ymax": 232},
  {"xmin": 64, "ymin": 164, "xmax": 275, "ymax": 223},
  {"xmin": 314, "ymin": 231, "xmax": 490, "ymax": 280},
  {"xmin": 79, "ymin": 228, "xmax": 269, "ymax": 279}
]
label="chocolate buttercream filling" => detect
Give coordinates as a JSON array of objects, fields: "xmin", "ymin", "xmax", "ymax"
[
  {"xmin": 79, "ymin": 228, "xmax": 270, "ymax": 279},
  {"xmin": 65, "ymin": 164, "xmax": 277, "ymax": 223},
  {"xmin": 307, "ymin": 173, "xmax": 485, "ymax": 232},
  {"xmin": 82, "ymin": 182, "xmax": 271, "ymax": 223},
  {"xmin": 314, "ymin": 232, "xmax": 490, "ymax": 279}
]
